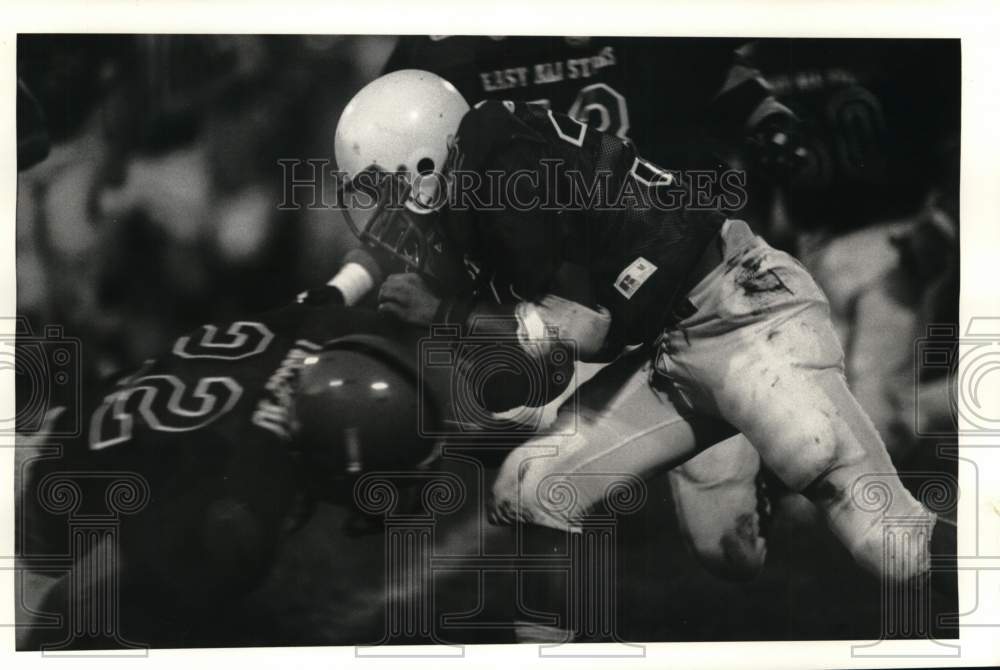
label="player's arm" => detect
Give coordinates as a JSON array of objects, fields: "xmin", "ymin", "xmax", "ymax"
[
  {"xmin": 430, "ymin": 262, "xmax": 612, "ymax": 411},
  {"xmin": 440, "ymin": 283, "xmax": 611, "ymax": 358},
  {"xmin": 376, "ymin": 263, "xmax": 611, "ymax": 410},
  {"xmin": 297, "ymin": 248, "xmax": 385, "ymax": 307},
  {"xmin": 446, "ymin": 295, "xmax": 607, "ymax": 412},
  {"xmin": 444, "ymin": 102, "xmax": 637, "ymax": 363},
  {"xmin": 438, "ymin": 96, "xmax": 616, "ymax": 365}
]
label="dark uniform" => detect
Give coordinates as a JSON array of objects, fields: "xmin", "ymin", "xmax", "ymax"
[
  {"xmin": 441, "ymin": 100, "xmax": 940, "ymax": 590},
  {"xmin": 23, "ymin": 294, "xmax": 411, "ymax": 602},
  {"xmin": 439, "ymin": 100, "xmax": 727, "ymax": 352}
]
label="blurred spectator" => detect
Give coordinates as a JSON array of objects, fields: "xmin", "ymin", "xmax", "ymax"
[
  {"xmin": 750, "ymin": 39, "xmax": 960, "ymax": 240},
  {"xmin": 17, "ymin": 35, "xmax": 395, "ymax": 380},
  {"xmin": 804, "ymin": 192, "xmax": 957, "ymax": 462},
  {"xmin": 738, "ymin": 40, "xmax": 961, "ymax": 461}
]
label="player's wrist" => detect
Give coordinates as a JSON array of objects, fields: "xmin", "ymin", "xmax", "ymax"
[
  {"xmin": 328, "ymin": 261, "xmax": 375, "ymax": 306},
  {"xmin": 297, "ymin": 284, "xmax": 346, "ymax": 306}
]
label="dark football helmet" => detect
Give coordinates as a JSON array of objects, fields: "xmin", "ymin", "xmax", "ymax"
[{"xmin": 292, "ymin": 334, "xmax": 443, "ymax": 505}]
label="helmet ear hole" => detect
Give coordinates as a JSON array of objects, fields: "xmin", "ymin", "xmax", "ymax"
[
  {"xmin": 417, "ymin": 158, "xmax": 435, "ymax": 175},
  {"xmin": 335, "ymin": 69, "xmax": 469, "ymax": 186}
]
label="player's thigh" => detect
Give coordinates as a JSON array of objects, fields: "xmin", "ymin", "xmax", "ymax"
[
  {"xmin": 490, "ymin": 351, "xmax": 735, "ymax": 530},
  {"xmin": 717, "ymin": 318, "xmax": 864, "ymax": 490},
  {"xmin": 662, "ymin": 235, "xmax": 932, "ymax": 578},
  {"xmin": 669, "ymin": 257, "xmax": 858, "ymax": 493},
  {"xmin": 687, "ymin": 307, "xmax": 931, "ymax": 576}
]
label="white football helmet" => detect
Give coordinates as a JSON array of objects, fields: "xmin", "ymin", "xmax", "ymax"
[
  {"xmin": 334, "ymin": 70, "xmax": 470, "ymax": 282},
  {"xmin": 335, "ymin": 69, "xmax": 469, "ymax": 209}
]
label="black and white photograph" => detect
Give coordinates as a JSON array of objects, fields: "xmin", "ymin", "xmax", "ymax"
[{"xmin": 4, "ymin": 5, "xmax": 999, "ymax": 667}]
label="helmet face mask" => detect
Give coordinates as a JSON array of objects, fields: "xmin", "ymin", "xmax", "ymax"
[{"xmin": 339, "ymin": 167, "xmax": 459, "ymax": 287}]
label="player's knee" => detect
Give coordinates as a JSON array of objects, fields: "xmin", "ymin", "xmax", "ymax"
[
  {"xmin": 490, "ymin": 451, "xmax": 554, "ymax": 528},
  {"xmin": 489, "ymin": 443, "xmax": 581, "ymax": 530},
  {"xmin": 717, "ymin": 515, "xmax": 768, "ymax": 581},
  {"xmin": 805, "ymin": 464, "xmax": 934, "ymax": 582},
  {"xmin": 490, "ymin": 445, "xmax": 536, "ymax": 526},
  {"xmin": 682, "ymin": 512, "xmax": 768, "ymax": 581},
  {"xmin": 671, "ymin": 445, "xmax": 769, "ymax": 582},
  {"xmin": 488, "ymin": 457, "xmax": 523, "ymax": 526},
  {"xmin": 844, "ymin": 507, "xmax": 934, "ymax": 583}
]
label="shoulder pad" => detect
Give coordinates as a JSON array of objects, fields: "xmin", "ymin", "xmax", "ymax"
[{"xmin": 453, "ymin": 100, "xmax": 548, "ymax": 173}]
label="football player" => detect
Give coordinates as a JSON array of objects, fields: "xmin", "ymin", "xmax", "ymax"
[
  {"xmin": 382, "ymin": 37, "xmax": 796, "ymax": 616},
  {"xmin": 18, "ymin": 248, "xmax": 450, "ymax": 648},
  {"xmin": 334, "ymin": 70, "xmax": 954, "ymax": 641}
]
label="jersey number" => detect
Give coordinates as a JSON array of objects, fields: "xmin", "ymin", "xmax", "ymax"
[
  {"xmin": 89, "ymin": 375, "xmax": 243, "ymax": 451},
  {"xmin": 537, "ymin": 88, "xmax": 671, "ymax": 185},
  {"xmin": 87, "ymin": 321, "xmax": 272, "ymax": 450},
  {"xmin": 172, "ymin": 321, "xmax": 274, "ymax": 360},
  {"xmin": 569, "ymin": 83, "xmax": 630, "ymax": 139},
  {"xmin": 534, "ymin": 83, "xmax": 631, "ymax": 140}
]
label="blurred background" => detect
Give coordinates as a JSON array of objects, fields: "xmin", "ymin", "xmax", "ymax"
[
  {"xmin": 17, "ymin": 35, "xmax": 395, "ymax": 380},
  {"xmin": 15, "ymin": 35, "xmax": 960, "ymax": 644},
  {"xmin": 15, "ymin": 36, "xmax": 959, "ymax": 404}
]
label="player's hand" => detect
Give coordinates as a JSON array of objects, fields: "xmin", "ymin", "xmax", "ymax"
[{"xmin": 378, "ymin": 273, "xmax": 442, "ymax": 326}]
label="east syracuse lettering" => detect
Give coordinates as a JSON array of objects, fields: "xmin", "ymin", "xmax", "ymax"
[
  {"xmin": 479, "ymin": 47, "xmax": 618, "ymax": 92},
  {"xmin": 480, "ymin": 67, "xmax": 530, "ymax": 92}
]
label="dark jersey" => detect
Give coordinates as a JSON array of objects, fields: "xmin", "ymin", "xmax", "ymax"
[
  {"xmin": 22, "ymin": 296, "xmax": 409, "ymax": 586},
  {"xmin": 443, "ymin": 100, "xmax": 726, "ymax": 348},
  {"xmin": 83, "ymin": 298, "xmax": 402, "ymax": 456},
  {"xmin": 384, "ymin": 36, "xmax": 772, "ymax": 172}
]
